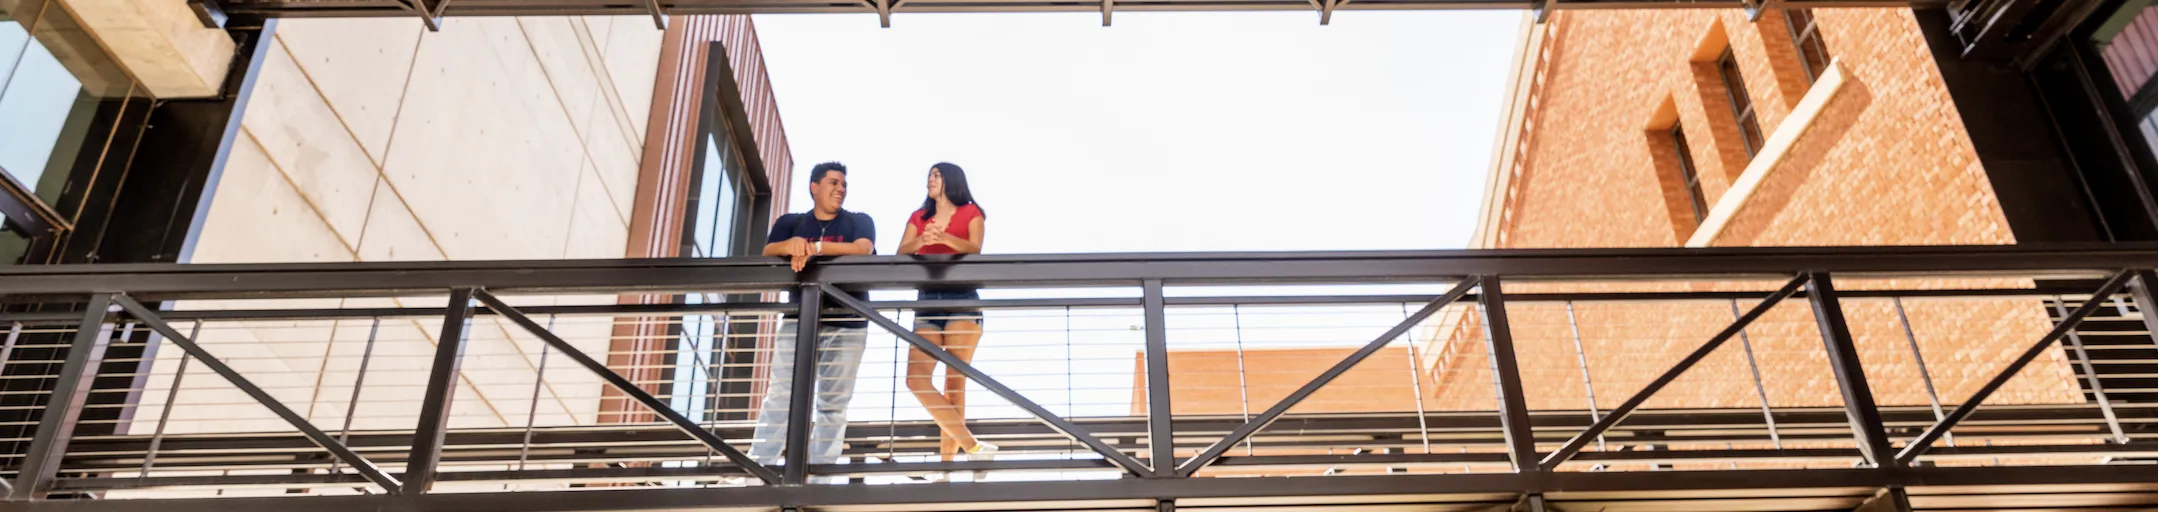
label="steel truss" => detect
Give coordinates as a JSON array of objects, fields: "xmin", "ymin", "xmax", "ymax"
[
  {"xmin": 185, "ymin": 0, "xmax": 1933, "ymax": 30},
  {"xmin": 3, "ymin": 245, "xmax": 2158, "ymax": 511}
]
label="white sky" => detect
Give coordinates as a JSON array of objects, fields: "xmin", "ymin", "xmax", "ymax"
[
  {"xmin": 745, "ymin": 12, "xmax": 1526, "ymax": 447},
  {"xmin": 753, "ymin": 11, "xmax": 1524, "ymax": 254}
]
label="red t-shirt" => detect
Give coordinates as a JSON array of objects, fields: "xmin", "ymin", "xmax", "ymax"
[{"xmin": 907, "ymin": 204, "xmax": 983, "ymax": 254}]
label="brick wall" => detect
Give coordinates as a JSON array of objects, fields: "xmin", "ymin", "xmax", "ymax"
[
  {"xmin": 1131, "ymin": 9, "xmax": 2081, "ymax": 449},
  {"xmin": 1129, "ymin": 347, "xmax": 1427, "ymax": 416},
  {"xmin": 1426, "ymin": 8, "xmax": 2082, "ymax": 414}
]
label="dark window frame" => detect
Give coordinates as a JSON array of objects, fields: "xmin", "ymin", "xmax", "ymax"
[
  {"xmin": 1718, "ymin": 48, "xmax": 1767, "ymax": 157},
  {"xmin": 1784, "ymin": 8, "xmax": 1834, "ymax": 84},
  {"xmin": 668, "ymin": 41, "xmax": 779, "ymax": 423},
  {"xmin": 1670, "ymin": 124, "xmax": 1710, "ymax": 223}
]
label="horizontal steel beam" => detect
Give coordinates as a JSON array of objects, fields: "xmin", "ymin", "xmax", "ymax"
[
  {"xmin": 65, "ymin": 442, "xmax": 2158, "ymax": 493},
  {"xmin": 208, "ymin": 0, "xmax": 1930, "ymax": 20},
  {"xmin": 16, "ymin": 465, "xmax": 2158, "ymax": 512},
  {"xmin": 61, "ymin": 403, "xmax": 2158, "ymax": 458},
  {"xmin": 0, "ymin": 244, "xmax": 2151, "ymax": 297},
  {"xmin": 0, "ymin": 285, "xmax": 2103, "ymax": 324}
]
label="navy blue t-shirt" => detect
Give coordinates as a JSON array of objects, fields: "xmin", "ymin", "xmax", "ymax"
[
  {"xmin": 770, "ymin": 210, "xmax": 875, "ymax": 328},
  {"xmin": 769, "ymin": 210, "xmax": 876, "ymax": 250}
]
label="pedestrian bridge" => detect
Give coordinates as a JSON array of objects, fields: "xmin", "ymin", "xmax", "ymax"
[{"xmin": 0, "ymin": 246, "xmax": 2155, "ymax": 511}]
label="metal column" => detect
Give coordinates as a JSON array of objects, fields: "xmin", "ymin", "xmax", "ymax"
[
  {"xmin": 1480, "ymin": 276, "xmax": 1540, "ymax": 472},
  {"xmin": 783, "ymin": 284, "xmax": 823, "ymax": 485},
  {"xmin": 1806, "ymin": 273, "xmax": 1897, "ymax": 468},
  {"xmin": 1141, "ymin": 279, "xmax": 1175, "ymax": 477},
  {"xmin": 404, "ymin": 288, "xmax": 475, "ymax": 493}
]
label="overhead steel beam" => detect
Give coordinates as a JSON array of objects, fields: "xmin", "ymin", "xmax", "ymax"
[
  {"xmin": 110, "ymin": 294, "xmax": 404, "ymax": 493},
  {"xmin": 188, "ymin": 0, "xmax": 231, "ymax": 28},
  {"xmin": 470, "ymin": 289, "xmax": 782, "ymax": 484},
  {"xmin": 403, "ymin": 0, "xmax": 443, "ymax": 30},
  {"xmin": 642, "ymin": 0, "xmax": 667, "ymax": 29},
  {"xmin": 209, "ymin": 0, "xmax": 1928, "ymax": 18}
]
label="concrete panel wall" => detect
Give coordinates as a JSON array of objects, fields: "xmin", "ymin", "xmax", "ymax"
[{"xmin": 133, "ymin": 15, "xmax": 665, "ymax": 436}]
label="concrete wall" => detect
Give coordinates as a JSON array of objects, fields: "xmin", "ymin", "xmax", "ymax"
[{"xmin": 131, "ymin": 16, "xmax": 666, "ymax": 436}]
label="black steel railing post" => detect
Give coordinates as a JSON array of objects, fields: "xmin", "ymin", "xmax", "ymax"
[
  {"xmin": 1805, "ymin": 272, "xmax": 1897, "ymax": 469},
  {"xmin": 1141, "ymin": 279, "xmax": 1175, "ymax": 477},
  {"xmin": 1479, "ymin": 276, "xmax": 1540, "ymax": 473},
  {"xmin": 404, "ymin": 288, "xmax": 476, "ymax": 494},
  {"xmin": 782, "ymin": 284, "xmax": 823, "ymax": 485},
  {"xmin": 2129, "ymin": 270, "xmax": 2158, "ymax": 350},
  {"xmin": 6, "ymin": 294, "xmax": 114, "ymax": 500}
]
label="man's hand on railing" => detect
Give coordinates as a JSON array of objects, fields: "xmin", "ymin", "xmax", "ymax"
[{"xmin": 761, "ymin": 237, "xmax": 816, "ymax": 272}]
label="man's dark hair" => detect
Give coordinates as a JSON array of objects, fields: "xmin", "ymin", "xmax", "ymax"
[{"xmin": 809, "ymin": 162, "xmax": 847, "ymax": 185}]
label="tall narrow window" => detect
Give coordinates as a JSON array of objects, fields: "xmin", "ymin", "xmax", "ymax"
[
  {"xmin": 1784, "ymin": 9, "xmax": 1833, "ymax": 84},
  {"xmin": 671, "ymin": 118, "xmax": 760, "ymax": 424},
  {"xmin": 1671, "ymin": 124, "xmax": 1709, "ymax": 223},
  {"xmin": 1718, "ymin": 49, "xmax": 1766, "ymax": 157}
]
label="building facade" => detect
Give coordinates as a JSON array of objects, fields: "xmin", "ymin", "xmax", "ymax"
[
  {"xmin": 1431, "ymin": 7, "xmax": 2085, "ymax": 416},
  {"xmin": 1149, "ymin": 8, "xmax": 2137, "ymax": 468},
  {"xmin": 0, "ymin": 4, "xmax": 794, "ymax": 472}
]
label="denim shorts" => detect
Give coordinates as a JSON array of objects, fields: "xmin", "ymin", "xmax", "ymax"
[{"xmin": 914, "ymin": 288, "xmax": 984, "ymax": 331}]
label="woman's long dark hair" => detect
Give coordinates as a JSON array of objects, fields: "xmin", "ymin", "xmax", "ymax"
[{"xmin": 919, "ymin": 162, "xmax": 982, "ymax": 220}]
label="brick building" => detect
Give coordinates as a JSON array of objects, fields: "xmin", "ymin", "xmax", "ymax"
[
  {"xmin": 1430, "ymin": 7, "xmax": 2084, "ymax": 414},
  {"xmin": 1151, "ymin": 8, "xmax": 2089, "ymax": 438}
]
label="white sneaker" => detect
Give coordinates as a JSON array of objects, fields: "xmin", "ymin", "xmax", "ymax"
[
  {"xmin": 965, "ymin": 441, "xmax": 999, "ymax": 461},
  {"xmin": 965, "ymin": 442, "xmax": 999, "ymax": 481}
]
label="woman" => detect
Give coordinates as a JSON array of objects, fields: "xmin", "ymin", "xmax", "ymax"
[{"xmin": 896, "ymin": 162, "xmax": 997, "ymax": 461}]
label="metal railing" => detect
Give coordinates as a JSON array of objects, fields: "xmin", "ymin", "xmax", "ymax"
[{"xmin": 0, "ymin": 245, "xmax": 2157, "ymax": 511}]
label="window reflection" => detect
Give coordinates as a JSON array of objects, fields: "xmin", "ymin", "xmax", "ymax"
[
  {"xmin": 670, "ymin": 123, "xmax": 759, "ymax": 422},
  {"xmin": 0, "ymin": 19, "xmax": 90, "ymax": 193},
  {"xmin": 0, "ymin": 3, "xmax": 139, "ymax": 263}
]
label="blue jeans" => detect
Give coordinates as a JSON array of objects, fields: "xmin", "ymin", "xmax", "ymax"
[{"xmin": 747, "ymin": 321, "xmax": 868, "ymax": 471}]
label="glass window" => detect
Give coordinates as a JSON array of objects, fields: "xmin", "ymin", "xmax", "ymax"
[
  {"xmin": 1784, "ymin": 9, "xmax": 1833, "ymax": 84},
  {"xmin": 683, "ymin": 133, "xmax": 753, "ymax": 259},
  {"xmin": 2095, "ymin": 3, "xmax": 2158, "ymax": 152},
  {"xmin": 0, "ymin": 3, "xmax": 138, "ymax": 260},
  {"xmin": 1671, "ymin": 124, "xmax": 1708, "ymax": 223},
  {"xmin": 1718, "ymin": 48, "xmax": 1766, "ymax": 157},
  {"xmin": 670, "ymin": 124, "xmax": 759, "ymax": 422}
]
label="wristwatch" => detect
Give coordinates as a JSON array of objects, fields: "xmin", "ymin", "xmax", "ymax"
[{"xmin": 814, "ymin": 241, "xmax": 824, "ymax": 254}]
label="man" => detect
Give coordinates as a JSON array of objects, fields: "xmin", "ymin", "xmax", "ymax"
[{"xmin": 748, "ymin": 162, "xmax": 876, "ymax": 478}]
